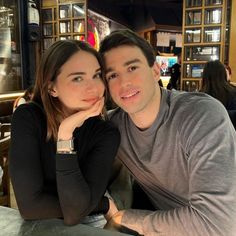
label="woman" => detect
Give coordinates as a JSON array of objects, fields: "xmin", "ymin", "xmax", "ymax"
[
  {"xmin": 9, "ymin": 40, "xmax": 120, "ymax": 226},
  {"xmin": 202, "ymin": 60, "xmax": 236, "ymax": 110}
]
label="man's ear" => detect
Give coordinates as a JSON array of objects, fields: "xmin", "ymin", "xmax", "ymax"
[
  {"xmin": 152, "ymin": 61, "xmax": 161, "ymax": 81},
  {"xmin": 48, "ymin": 82, "xmax": 58, "ymax": 97}
]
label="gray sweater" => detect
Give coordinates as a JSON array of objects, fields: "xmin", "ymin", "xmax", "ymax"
[{"xmin": 109, "ymin": 88, "xmax": 236, "ymax": 236}]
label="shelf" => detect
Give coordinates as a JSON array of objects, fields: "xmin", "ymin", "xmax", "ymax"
[
  {"xmin": 185, "ymin": 45, "xmax": 220, "ymax": 61},
  {"xmin": 185, "ymin": 0, "xmax": 202, "ymax": 8},
  {"xmin": 181, "ymin": 0, "xmax": 231, "ymax": 91},
  {"xmin": 182, "ymin": 79, "xmax": 201, "ymax": 92},
  {"xmin": 41, "ymin": 0, "xmax": 87, "ymax": 50}
]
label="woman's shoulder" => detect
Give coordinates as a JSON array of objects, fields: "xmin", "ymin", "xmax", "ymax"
[{"xmin": 12, "ymin": 102, "xmax": 46, "ymax": 125}]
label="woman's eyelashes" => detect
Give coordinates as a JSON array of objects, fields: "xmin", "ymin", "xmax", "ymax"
[
  {"xmin": 70, "ymin": 71, "xmax": 102, "ymax": 82},
  {"xmin": 72, "ymin": 76, "xmax": 83, "ymax": 82},
  {"xmin": 93, "ymin": 72, "xmax": 102, "ymax": 79}
]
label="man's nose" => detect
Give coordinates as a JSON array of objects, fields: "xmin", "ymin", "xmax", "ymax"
[{"xmin": 119, "ymin": 74, "xmax": 132, "ymax": 88}]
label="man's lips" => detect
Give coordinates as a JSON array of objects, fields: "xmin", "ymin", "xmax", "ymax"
[{"xmin": 120, "ymin": 90, "xmax": 140, "ymax": 99}]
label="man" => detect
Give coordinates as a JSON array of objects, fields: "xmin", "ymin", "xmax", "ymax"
[{"xmin": 99, "ymin": 29, "xmax": 236, "ymax": 236}]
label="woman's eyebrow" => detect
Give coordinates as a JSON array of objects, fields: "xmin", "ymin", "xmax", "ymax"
[
  {"xmin": 95, "ymin": 67, "xmax": 101, "ymax": 72},
  {"xmin": 68, "ymin": 72, "xmax": 85, "ymax": 76},
  {"xmin": 68, "ymin": 67, "xmax": 101, "ymax": 76}
]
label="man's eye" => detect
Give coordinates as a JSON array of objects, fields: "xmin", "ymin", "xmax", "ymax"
[
  {"xmin": 128, "ymin": 66, "xmax": 137, "ymax": 72},
  {"xmin": 107, "ymin": 73, "xmax": 118, "ymax": 81}
]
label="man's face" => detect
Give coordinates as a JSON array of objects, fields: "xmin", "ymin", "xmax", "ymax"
[{"xmin": 104, "ymin": 45, "xmax": 160, "ymax": 115}]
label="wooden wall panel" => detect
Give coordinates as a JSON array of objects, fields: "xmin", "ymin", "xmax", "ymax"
[{"xmin": 229, "ymin": 0, "xmax": 236, "ymax": 82}]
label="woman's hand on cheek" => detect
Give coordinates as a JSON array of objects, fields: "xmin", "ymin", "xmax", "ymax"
[
  {"xmin": 85, "ymin": 96, "xmax": 104, "ymax": 119},
  {"xmin": 58, "ymin": 97, "xmax": 104, "ymax": 140}
]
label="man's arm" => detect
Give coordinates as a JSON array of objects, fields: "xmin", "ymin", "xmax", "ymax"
[{"xmin": 107, "ymin": 99, "xmax": 236, "ymax": 236}]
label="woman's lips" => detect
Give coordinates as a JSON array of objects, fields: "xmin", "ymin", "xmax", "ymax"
[{"xmin": 83, "ymin": 97, "xmax": 99, "ymax": 103}]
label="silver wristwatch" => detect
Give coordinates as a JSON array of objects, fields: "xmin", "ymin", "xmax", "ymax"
[{"xmin": 57, "ymin": 138, "xmax": 75, "ymax": 154}]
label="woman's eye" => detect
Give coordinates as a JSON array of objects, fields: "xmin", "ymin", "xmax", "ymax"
[
  {"xmin": 106, "ymin": 73, "xmax": 118, "ymax": 81},
  {"xmin": 94, "ymin": 72, "xmax": 102, "ymax": 79},
  {"xmin": 72, "ymin": 76, "xmax": 82, "ymax": 82},
  {"xmin": 128, "ymin": 66, "xmax": 137, "ymax": 72}
]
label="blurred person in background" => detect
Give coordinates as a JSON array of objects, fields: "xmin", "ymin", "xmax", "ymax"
[
  {"xmin": 202, "ymin": 60, "xmax": 236, "ymax": 110},
  {"xmin": 224, "ymin": 64, "xmax": 232, "ymax": 82},
  {"xmin": 167, "ymin": 53, "xmax": 181, "ymax": 90},
  {"xmin": 13, "ymin": 86, "xmax": 34, "ymax": 112}
]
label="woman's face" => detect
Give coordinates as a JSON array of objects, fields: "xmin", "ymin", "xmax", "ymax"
[{"xmin": 50, "ymin": 50, "xmax": 105, "ymax": 116}]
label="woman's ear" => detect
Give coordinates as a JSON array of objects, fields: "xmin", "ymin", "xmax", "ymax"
[
  {"xmin": 152, "ymin": 61, "xmax": 161, "ymax": 81},
  {"xmin": 48, "ymin": 83, "xmax": 58, "ymax": 97}
]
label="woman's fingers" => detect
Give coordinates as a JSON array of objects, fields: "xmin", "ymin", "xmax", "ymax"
[
  {"xmin": 85, "ymin": 97, "xmax": 104, "ymax": 118},
  {"xmin": 58, "ymin": 97, "xmax": 105, "ymax": 140}
]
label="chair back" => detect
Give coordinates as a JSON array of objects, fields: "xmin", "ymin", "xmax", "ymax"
[
  {"xmin": 228, "ymin": 110, "xmax": 236, "ymax": 130},
  {"xmin": 0, "ymin": 123, "xmax": 11, "ymax": 139},
  {"xmin": 0, "ymin": 132, "xmax": 11, "ymax": 206}
]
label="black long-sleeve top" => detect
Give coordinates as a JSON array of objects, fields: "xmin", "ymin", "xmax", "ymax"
[{"xmin": 9, "ymin": 102, "xmax": 120, "ymax": 225}]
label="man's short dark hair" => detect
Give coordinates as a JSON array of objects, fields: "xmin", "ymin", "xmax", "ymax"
[{"xmin": 99, "ymin": 29, "xmax": 156, "ymax": 67}]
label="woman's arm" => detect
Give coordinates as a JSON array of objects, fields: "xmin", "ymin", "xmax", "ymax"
[
  {"xmin": 9, "ymin": 105, "xmax": 63, "ymax": 219},
  {"xmin": 56, "ymin": 121, "xmax": 120, "ymax": 225}
]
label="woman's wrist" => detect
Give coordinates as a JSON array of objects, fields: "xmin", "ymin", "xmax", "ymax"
[
  {"xmin": 57, "ymin": 138, "xmax": 75, "ymax": 154},
  {"xmin": 105, "ymin": 198, "xmax": 119, "ymax": 221}
]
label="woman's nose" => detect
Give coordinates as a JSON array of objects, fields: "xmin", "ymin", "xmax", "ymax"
[{"xmin": 85, "ymin": 80, "xmax": 99, "ymax": 93}]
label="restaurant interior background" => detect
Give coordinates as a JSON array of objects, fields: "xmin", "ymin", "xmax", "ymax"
[
  {"xmin": 0, "ymin": 0, "xmax": 235, "ymax": 95},
  {"xmin": 0, "ymin": 0, "xmax": 236, "ymax": 208}
]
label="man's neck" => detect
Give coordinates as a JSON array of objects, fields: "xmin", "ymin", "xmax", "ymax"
[{"xmin": 129, "ymin": 86, "xmax": 161, "ymax": 130}]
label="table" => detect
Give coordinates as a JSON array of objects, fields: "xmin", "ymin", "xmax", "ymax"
[{"xmin": 0, "ymin": 206, "xmax": 131, "ymax": 236}]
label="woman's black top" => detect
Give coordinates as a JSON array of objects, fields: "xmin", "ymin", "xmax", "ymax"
[{"xmin": 9, "ymin": 102, "xmax": 120, "ymax": 225}]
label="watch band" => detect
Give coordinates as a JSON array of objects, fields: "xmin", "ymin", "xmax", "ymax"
[{"xmin": 57, "ymin": 138, "xmax": 76, "ymax": 154}]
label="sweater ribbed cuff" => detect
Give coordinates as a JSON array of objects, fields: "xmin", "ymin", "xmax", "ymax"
[
  {"xmin": 121, "ymin": 209, "xmax": 153, "ymax": 235},
  {"xmin": 56, "ymin": 153, "xmax": 78, "ymax": 171},
  {"xmin": 90, "ymin": 196, "xmax": 109, "ymax": 215}
]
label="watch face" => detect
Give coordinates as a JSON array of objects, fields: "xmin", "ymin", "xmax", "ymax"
[{"xmin": 57, "ymin": 139, "xmax": 74, "ymax": 152}]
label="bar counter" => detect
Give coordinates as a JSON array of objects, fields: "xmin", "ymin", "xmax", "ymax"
[{"xmin": 0, "ymin": 206, "xmax": 131, "ymax": 236}]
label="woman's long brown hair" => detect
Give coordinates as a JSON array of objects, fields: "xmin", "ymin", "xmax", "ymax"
[{"xmin": 32, "ymin": 40, "xmax": 106, "ymax": 141}]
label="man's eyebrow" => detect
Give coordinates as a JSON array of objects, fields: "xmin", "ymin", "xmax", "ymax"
[
  {"xmin": 124, "ymin": 58, "xmax": 141, "ymax": 66},
  {"xmin": 105, "ymin": 59, "xmax": 141, "ymax": 74}
]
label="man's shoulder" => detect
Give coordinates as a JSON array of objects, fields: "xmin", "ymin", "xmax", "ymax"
[
  {"xmin": 107, "ymin": 107, "xmax": 124, "ymax": 121},
  {"xmin": 168, "ymin": 90, "xmax": 225, "ymax": 116},
  {"xmin": 169, "ymin": 90, "xmax": 228, "ymax": 123},
  {"xmin": 170, "ymin": 90, "xmax": 218, "ymax": 106}
]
